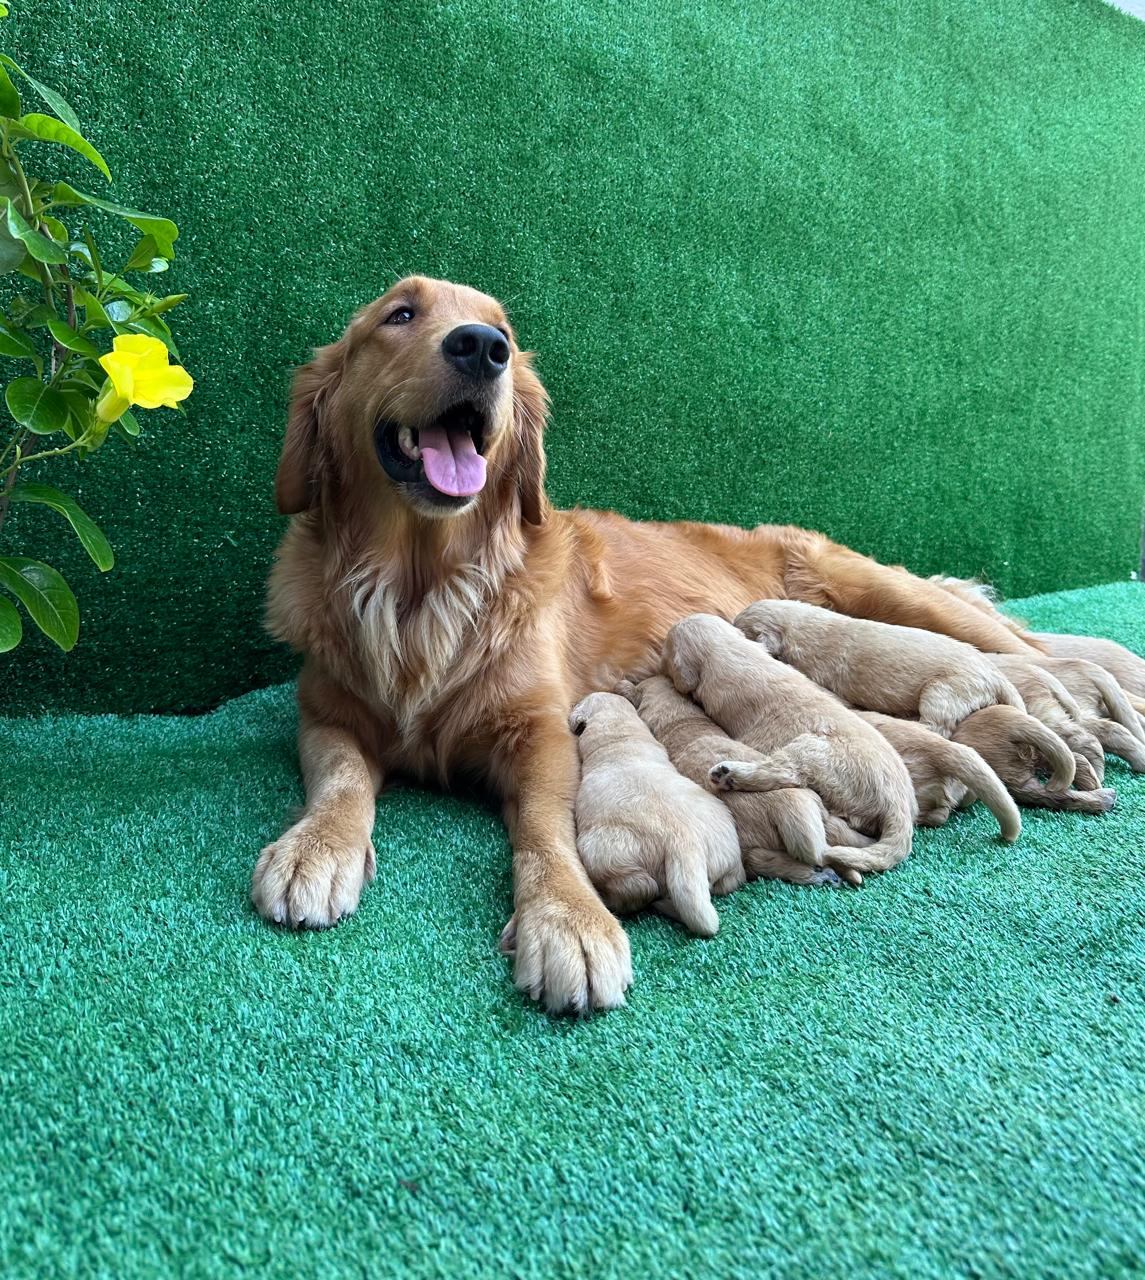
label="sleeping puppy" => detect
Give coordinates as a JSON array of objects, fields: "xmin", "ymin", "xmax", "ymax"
[
  {"xmin": 856, "ymin": 712, "xmax": 1020, "ymax": 842},
  {"xmin": 986, "ymin": 655, "xmax": 1107, "ymax": 783},
  {"xmin": 618, "ymin": 675, "xmax": 869, "ymax": 887},
  {"xmin": 952, "ymin": 705, "xmax": 1115, "ymax": 815},
  {"xmin": 735, "ymin": 600, "xmax": 1025, "ymax": 737},
  {"xmin": 569, "ymin": 691, "xmax": 744, "ymax": 937},
  {"xmin": 1031, "ymin": 655, "xmax": 1145, "ymax": 766},
  {"xmin": 662, "ymin": 615, "xmax": 918, "ymax": 873},
  {"xmin": 1033, "ymin": 632, "xmax": 1145, "ymax": 714}
]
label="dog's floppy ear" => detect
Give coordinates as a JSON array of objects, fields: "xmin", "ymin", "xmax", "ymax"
[
  {"xmin": 615, "ymin": 678, "xmax": 641, "ymax": 706},
  {"xmin": 662, "ymin": 632, "xmax": 701, "ymax": 694},
  {"xmin": 511, "ymin": 355, "xmax": 550, "ymax": 527},
  {"xmin": 275, "ymin": 342, "xmax": 344, "ymax": 515}
]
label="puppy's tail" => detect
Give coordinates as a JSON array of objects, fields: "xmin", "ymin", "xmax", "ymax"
[
  {"xmin": 1086, "ymin": 666, "xmax": 1145, "ymax": 744},
  {"xmin": 657, "ymin": 843, "xmax": 721, "ymax": 938},
  {"xmin": 932, "ymin": 738, "xmax": 1021, "ymax": 843},
  {"xmin": 822, "ymin": 807, "xmax": 914, "ymax": 874},
  {"xmin": 1019, "ymin": 717, "xmax": 1078, "ymax": 791}
]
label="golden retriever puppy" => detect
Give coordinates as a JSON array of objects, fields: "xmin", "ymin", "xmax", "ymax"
[
  {"xmin": 856, "ymin": 712, "xmax": 1020, "ymax": 841},
  {"xmin": 982, "ymin": 655, "xmax": 1110, "ymax": 783},
  {"xmin": 734, "ymin": 600, "xmax": 1025, "ymax": 737},
  {"xmin": 618, "ymin": 676, "xmax": 869, "ymax": 887},
  {"xmin": 1034, "ymin": 632, "xmax": 1145, "ymax": 717},
  {"xmin": 1031, "ymin": 655, "xmax": 1145, "ymax": 767},
  {"xmin": 662, "ymin": 615, "xmax": 918, "ymax": 872},
  {"xmin": 569, "ymin": 691, "xmax": 744, "ymax": 937},
  {"xmin": 952, "ymin": 705, "xmax": 1115, "ymax": 814}
]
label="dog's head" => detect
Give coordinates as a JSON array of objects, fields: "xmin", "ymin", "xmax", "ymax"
[{"xmin": 275, "ymin": 276, "xmax": 549, "ymax": 525}]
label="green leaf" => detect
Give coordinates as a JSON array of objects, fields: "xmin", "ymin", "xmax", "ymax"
[
  {"xmin": 2, "ymin": 198, "xmax": 66, "ymax": 263},
  {"xmin": 5, "ymin": 376, "xmax": 69, "ymax": 433},
  {"xmin": 0, "ymin": 322, "xmax": 37, "ymax": 359},
  {"xmin": 0, "ymin": 60, "xmax": 20, "ymax": 118},
  {"xmin": 147, "ymin": 293, "xmax": 188, "ymax": 315},
  {"xmin": 51, "ymin": 183, "xmax": 176, "ymax": 256},
  {"xmin": 15, "ymin": 114, "xmax": 110, "ymax": 181},
  {"xmin": 0, "ymin": 57, "xmax": 81, "ymax": 131},
  {"xmin": 0, "ymin": 595, "xmax": 21, "ymax": 651},
  {"xmin": 0, "ymin": 226, "xmax": 24, "ymax": 273},
  {"xmin": 123, "ymin": 233, "xmax": 167, "ymax": 274},
  {"xmin": 117, "ymin": 408, "xmax": 140, "ymax": 438},
  {"xmin": 46, "ymin": 315, "xmax": 98, "ymax": 356},
  {"xmin": 8, "ymin": 482, "xmax": 114, "ymax": 570},
  {"xmin": 41, "ymin": 214, "xmax": 68, "ymax": 242},
  {"xmin": 0, "ymin": 555, "xmax": 78, "ymax": 650}
]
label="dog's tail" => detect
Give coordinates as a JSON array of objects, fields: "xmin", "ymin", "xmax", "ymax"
[
  {"xmin": 1091, "ymin": 719, "xmax": 1145, "ymax": 773},
  {"xmin": 656, "ymin": 840, "xmax": 722, "ymax": 937},
  {"xmin": 820, "ymin": 805, "xmax": 914, "ymax": 874},
  {"xmin": 1086, "ymin": 666, "xmax": 1145, "ymax": 744},
  {"xmin": 1020, "ymin": 717, "xmax": 1078, "ymax": 791},
  {"xmin": 932, "ymin": 738, "xmax": 1021, "ymax": 843}
]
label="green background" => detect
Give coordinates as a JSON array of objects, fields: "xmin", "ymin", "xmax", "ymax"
[
  {"xmin": 3, "ymin": 0, "xmax": 1144, "ymax": 716},
  {"xmin": 2, "ymin": 581, "xmax": 1143, "ymax": 1279}
]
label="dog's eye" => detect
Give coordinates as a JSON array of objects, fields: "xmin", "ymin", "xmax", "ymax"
[
  {"xmin": 573, "ymin": 719, "xmax": 586, "ymax": 736},
  {"xmin": 384, "ymin": 307, "xmax": 414, "ymax": 326}
]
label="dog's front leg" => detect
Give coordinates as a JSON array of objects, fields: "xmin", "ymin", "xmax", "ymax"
[
  {"xmin": 501, "ymin": 711, "xmax": 632, "ymax": 1015},
  {"xmin": 252, "ymin": 712, "xmax": 382, "ymax": 928}
]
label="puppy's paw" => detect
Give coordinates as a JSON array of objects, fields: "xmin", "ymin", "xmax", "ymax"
[
  {"xmin": 511, "ymin": 893, "xmax": 632, "ymax": 1015},
  {"xmin": 252, "ymin": 820, "xmax": 376, "ymax": 929},
  {"xmin": 709, "ymin": 762, "xmax": 736, "ymax": 791},
  {"xmin": 808, "ymin": 867, "xmax": 845, "ymax": 887}
]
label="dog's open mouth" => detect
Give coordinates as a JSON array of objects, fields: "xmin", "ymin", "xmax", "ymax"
[{"xmin": 374, "ymin": 401, "xmax": 489, "ymax": 500}]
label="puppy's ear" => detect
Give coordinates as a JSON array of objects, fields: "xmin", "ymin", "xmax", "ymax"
[
  {"xmin": 511, "ymin": 356, "xmax": 550, "ymax": 527},
  {"xmin": 275, "ymin": 342, "xmax": 344, "ymax": 515},
  {"xmin": 615, "ymin": 678, "xmax": 640, "ymax": 706},
  {"xmin": 663, "ymin": 637, "xmax": 701, "ymax": 693}
]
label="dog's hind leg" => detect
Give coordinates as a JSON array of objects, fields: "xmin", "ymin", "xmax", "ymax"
[{"xmin": 708, "ymin": 734, "xmax": 824, "ymax": 793}]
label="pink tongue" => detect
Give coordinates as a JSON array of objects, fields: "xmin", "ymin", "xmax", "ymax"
[{"xmin": 418, "ymin": 425, "xmax": 487, "ymax": 497}]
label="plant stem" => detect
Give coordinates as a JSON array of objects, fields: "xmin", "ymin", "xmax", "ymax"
[
  {"xmin": 0, "ymin": 437, "xmax": 83, "ymax": 480},
  {"xmin": 0, "ymin": 430, "xmax": 27, "ymax": 544},
  {"xmin": 2, "ymin": 125, "xmax": 55, "ymax": 309}
]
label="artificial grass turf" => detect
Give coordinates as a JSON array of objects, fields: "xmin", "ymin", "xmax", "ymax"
[
  {"xmin": 2, "ymin": 581, "xmax": 1144, "ymax": 1278},
  {"xmin": 4, "ymin": 0, "xmax": 1145, "ymax": 715}
]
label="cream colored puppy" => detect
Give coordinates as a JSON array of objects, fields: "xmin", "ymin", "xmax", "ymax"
[
  {"xmin": 569, "ymin": 691, "xmax": 744, "ymax": 937},
  {"xmin": 857, "ymin": 712, "xmax": 1020, "ymax": 842},
  {"xmin": 952, "ymin": 705, "xmax": 1115, "ymax": 815},
  {"xmin": 1031, "ymin": 655, "xmax": 1145, "ymax": 765},
  {"xmin": 662, "ymin": 615, "xmax": 918, "ymax": 873},
  {"xmin": 1033, "ymin": 632, "xmax": 1145, "ymax": 703},
  {"xmin": 619, "ymin": 675, "xmax": 870, "ymax": 887},
  {"xmin": 982, "ymin": 655, "xmax": 1110, "ymax": 783},
  {"xmin": 735, "ymin": 600, "xmax": 1025, "ymax": 737}
]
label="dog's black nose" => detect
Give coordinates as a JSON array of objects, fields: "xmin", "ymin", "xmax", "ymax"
[{"xmin": 441, "ymin": 324, "xmax": 510, "ymax": 382}]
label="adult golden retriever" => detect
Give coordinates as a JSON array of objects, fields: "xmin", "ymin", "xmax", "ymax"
[{"xmin": 254, "ymin": 275, "xmax": 1038, "ymax": 1013}]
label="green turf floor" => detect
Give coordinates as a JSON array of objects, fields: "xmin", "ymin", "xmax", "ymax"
[{"xmin": 2, "ymin": 581, "xmax": 1144, "ymax": 1278}]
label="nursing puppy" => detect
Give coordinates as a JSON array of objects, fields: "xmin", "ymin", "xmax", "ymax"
[
  {"xmin": 857, "ymin": 712, "xmax": 1020, "ymax": 842},
  {"xmin": 663, "ymin": 615, "xmax": 917, "ymax": 872},
  {"xmin": 952, "ymin": 705, "xmax": 1114, "ymax": 814},
  {"xmin": 992, "ymin": 655, "xmax": 1110, "ymax": 783},
  {"xmin": 1034, "ymin": 633, "xmax": 1145, "ymax": 718},
  {"xmin": 618, "ymin": 675, "xmax": 869, "ymax": 887},
  {"xmin": 1031, "ymin": 655, "xmax": 1145, "ymax": 768},
  {"xmin": 735, "ymin": 600, "xmax": 1025, "ymax": 737},
  {"xmin": 570, "ymin": 691, "xmax": 744, "ymax": 936}
]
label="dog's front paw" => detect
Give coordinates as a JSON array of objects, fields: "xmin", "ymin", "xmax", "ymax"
[
  {"xmin": 510, "ymin": 894, "xmax": 632, "ymax": 1015},
  {"xmin": 252, "ymin": 819, "xmax": 376, "ymax": 929}
]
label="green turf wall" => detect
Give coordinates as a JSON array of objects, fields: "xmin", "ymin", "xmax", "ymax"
[{"xmin": 3, "ymin": 0, "xmax": 1143, "ymax": 714}]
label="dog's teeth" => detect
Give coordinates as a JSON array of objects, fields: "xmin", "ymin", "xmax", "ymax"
[{"xmin": 398, "ymin": 427, "xmax": 420, "ymax": 460}]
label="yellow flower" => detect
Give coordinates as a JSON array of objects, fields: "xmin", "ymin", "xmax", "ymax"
[{"xmin": 95, "ymin": 334, "xmax": 193, "ymax": 423}]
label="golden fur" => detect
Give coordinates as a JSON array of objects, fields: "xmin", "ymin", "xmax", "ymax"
[
  {"xmin": 735, "ymin": 600, "xmax": 1026, "ymax": 736},
  {"xmin": 619, "ymin": 675, "xmax": 871, "ymax": 887},
  {"xmin": 855, "ymin": 711, "xmax": 1020, "ymax": 841},
  {"xmin": 662, "ymin": 615, "xmax": 919, "ymax": 872},
  {"xmin": 568, "ymin": 691, "xmax": 743, "ymax": 937},
  {"xmin": 951, "ymin": 705, "xmax": 1114, "ymax": 814},
  {"xmin": 256, "ymin": 275, "xmax": 1045, "ymax": 1013}
]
